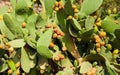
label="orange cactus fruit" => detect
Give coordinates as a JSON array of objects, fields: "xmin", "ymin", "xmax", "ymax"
[{"xmin": 22, "ymin": 22, "xmax": 26, "ymax": 28}]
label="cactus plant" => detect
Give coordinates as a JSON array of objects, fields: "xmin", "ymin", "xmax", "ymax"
[{"xmin": 0, "ymin": 0, "xmax": 120, "ymax": 75}]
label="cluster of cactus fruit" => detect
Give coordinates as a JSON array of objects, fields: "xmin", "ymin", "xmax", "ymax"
[{"xmin": 0, "ymin": 0, "xmax": 120, "ymax": 75}]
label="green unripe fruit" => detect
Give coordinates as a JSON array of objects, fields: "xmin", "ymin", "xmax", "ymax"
[
  {"xmin": 74, "ymin": 60, "xmax": 78, "ymax": 67},
  {"xmin": 90, "ymin": 50, "xmax": 97, "ymax": 54},
  {"xmin": 93, "ymin": 61, "xmax": 97, "ymax": 66},
  {"xmin": 107, "ymin": 9, "xmax": 111, "ymax": 15},
  {"xmin": 106, "ymin": 44, "xmax": 112, "ymax": 50},
  {"xmin": 94, "ymin": 26, "xmax": 99, "ymax": 33}
]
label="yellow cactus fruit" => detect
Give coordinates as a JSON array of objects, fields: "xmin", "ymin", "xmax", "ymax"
[
  {"xmin": 54, "ymin": 7, "xmax": 59, "ymax": 11},
  {"xmin": 96, "ymin": 17, "xmax": 101, "ymax": 22},
  {"xmin": 113, "ymin": 49, "xmax": 119, "ymax": 55},
  {"xmin": 8, "ymin": 69, "xmax": 13, "ymax": 74},
  {"xmin": 72, "ymin": 4, "xmax": 77, "ymax": 9},
  {"xmin": 95, "ymin": 21, "xmax": 101, "ymax": 26},
  {"xmin": 96, "ymin": 48, "xmax": 101, "ymax": 53},
  {"xmin": 67, "ymin": 15, "xmax": 73, "ymax": 20},
  {"xmin": 15, "ymin": 62, "xmax": 20, "ymax": 68},
  {"xmin": 74, "ymin": 8, "xmax": 79, "ymax": 13},
  {"xmin": 0, "ymin": 15, "xmax": 3, "ymax": 21},
  {"xmin": 113, "ymin": 7, "xmax": 117, "ymax": 14}
]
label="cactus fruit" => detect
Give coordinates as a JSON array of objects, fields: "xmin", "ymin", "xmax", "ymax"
[{"xmin": 0, "ymin": 0, "xmax": 120, "ymax": 75}]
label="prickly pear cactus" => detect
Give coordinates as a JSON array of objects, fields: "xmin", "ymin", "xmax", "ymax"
[{"xmin": 0, "ymin": 0, "xmax": 120, "ymax": 75}]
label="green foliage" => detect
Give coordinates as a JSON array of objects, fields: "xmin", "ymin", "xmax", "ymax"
[
  {"xmin": 10, "ymin": 0, "xmax": 16, "ymax": 11},
  {"xmin": 0, "ymin": 0, "xmax": 120, "ymax": 75},
  {"xmin": 15, "ymin": 0, "xmax": 29, "ymax": 15},
  {"xmin": 80, "ymin": 61, "xmax": 92, "ymax": 73},
  {"xmin": 0, "ymin": 6, "xmax": 8, "ymax": 15},
  {"xmin": 21, "ymin": 47, "xmax": 31, "ymax": 73},
  {"xmin": 3, "ymin": 14, "xmax": 23, "ymax": 38},
  {"xmin": 9, "ymin": 39, "xmax": 25, "ymax": 48},
  {"xmin": 0, "ymin": 62, "xmax": 8, "ymax": 73},
  {"xmin": 115, "ymin": 29, "xmax": 120, "ymax": 39},
  {"xmin": 71, "ymin": 18, "xmax": 81, "ymax": 31},
  {"xmin": 7, "ymin": 60, "xmax": 16, "ymax": 71},
  {"xmin": 56, "ymin": 9, "xmax": 67, "ymax": 32},
  {"xmin": 37, "ymin": 29, "xmax": 53, "ymax": 58},
  {"xmin": 85, "ymin": 16, "xmax": 95, "ymax": 30},
  {"xmin": 0, "ymin": 20, "xmax": 15, "ymax": 40},
  {"xmin": 64, "ymin": 0, "xmax": 74, "ymax": 15},
  {"xmin": 43, "ymin": 0, "xmax": 56, "ymax": 16},
  {"xmin": 101, "ymin": 16, "xmax": 119, "ymax": 33},
  {"xmin": 78, "ymin": 0, "xmax": 103, "ymax": 18},
  {"xmin": 56, "ymin": 67, "xmax": 74, "ymax": 75},
  {"xmin": 80, "ymin": 0, "xmax": 103, "ymax": 15}
]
